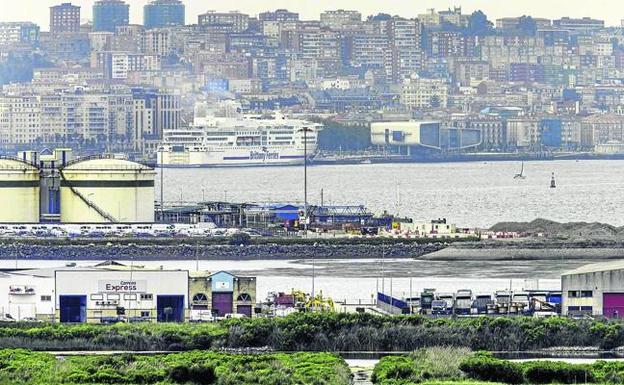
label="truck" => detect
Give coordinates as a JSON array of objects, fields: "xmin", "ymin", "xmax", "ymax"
[
  {"xmin": 420, "ymin": 289, "xmax": 436, "ymax": 314},
  {"xmin": 431, "ymin": 299, "xmax": 450, "ymax": 315},
  {"xmin": 471, "ymin": 294, "xmax": 494, "ymax": 314},
  {"xmin": 455, "ymin": 289, "xmax": 473, "ymax": 315}
]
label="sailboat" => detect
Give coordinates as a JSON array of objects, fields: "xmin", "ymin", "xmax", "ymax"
[
  {"xmin": 550, "ymin": 172, "xmax": 556, "ymax": 188},
  {"xmin": 513, "ymin": 162, "xmax": 525, "ymax": 179}
]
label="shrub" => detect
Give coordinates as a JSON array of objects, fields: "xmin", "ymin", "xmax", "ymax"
[
  {"xmin": 229, "ymin": 232, "xmax": 251, "ymax": 246},
  {"xmin": 459, "ymin": 352, "xmax": 523, "ymax": 384},
  {"xmin": 523, "ymin": 361, "xmax": 594, "ymax": 384},
  {"xmin": 2, "ymin": 314, "xmax": 624, "ymax": 353},
  {"xmin": 168, "ymin": 364, "xmax": 190, "ymax": 383},
  {"xmin": 0, "ymin": 349, "xmax": 348, "ymax": 385},
  {"xmin": 187, "ymin": 364, "xmax": 216, "ymax": 384},
  {"xmin": 372, "ymin": 356, "xmax": 416, "ymax": 383}
]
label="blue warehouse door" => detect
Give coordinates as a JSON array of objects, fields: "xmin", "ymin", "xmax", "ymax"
[
  {"xmin": 59, "ymin": 295, "xmax": 87, "ymax": 323},
  {"xmin": 157, "ymin": 295, "xmax": 185, "ymax": 322}
]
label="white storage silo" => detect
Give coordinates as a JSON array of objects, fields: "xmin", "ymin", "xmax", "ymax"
[
  {"xmin": 0, "ymin": 158, "xmax": 40, "ymax": 223},
  {"xmin": 59, "ymin": 157, "xmax": 155, "ymax": 223}
]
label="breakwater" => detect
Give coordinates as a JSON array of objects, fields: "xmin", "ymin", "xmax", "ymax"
[
  {"xmin": 421, "ymin": 239, "xmax": 624, "ymax": 261},
  {"xmin": 0, "ymin": 239, "xmax": 445, "ymax": 261}
]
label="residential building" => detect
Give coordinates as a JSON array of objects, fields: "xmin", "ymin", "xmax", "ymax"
[
  {"xmin": 0, "ymin": 22, "xmax": 40, "ymax": 46},
  {"xmin": 50, "ymin": 3, "xmax": 81, "ymax": 34},
  {"xmin": 131, "ymin": 88, "xmax": 181, "ymax": 141},
  {"xmin": 400, "ymin": 76, "xmax": 449, "ymax": 109},
  {"xmin": 553, "ymin": 17, "xmax": 605, "ymax": 32},
  {"xmin": 0, "ymin": 96, "xmax": 41, "ymax": 144},
  {"xmin": 320, "ymin": 10, "xmax": 361, "ymax": 30},
  {"xmin": 428, "ymin": 31, "xmax": 474, "ymax": 58},
  {"xmin": 506, "ymin": 117, "xmax": 540, "ymax": 148},
  {"xmin": 258, "ymin": 9, "xmax": 299, "ymax": 22},
  {"xmin": 582, "ymin": 113, "xmax": 624, "ymax": 147},
  {"xmin": 198, "ymin": 11, "xmax": 249, "ymax": 33},
  {"xmin": 351, "ymin": 33, "xmax": 387, "ymax": 69},
  {"xmin": 496, "ymin": 17, "xmax": 552, "ymax": 31},
  {"xmin": 465, "ymin": 115, "xmax": 506, "ymax": 149},
  {"xmin": 386, "ymin": 17, "xmax": 423, "ymax": 82},
  {"xmin": 144, "ymin": 29, "xmax": 172, "ymax": 56}
]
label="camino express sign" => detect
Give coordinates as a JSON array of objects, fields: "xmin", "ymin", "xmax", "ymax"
[{"xmin": 98, "ymin": 280, "xmax": 147, "ymax": 293}]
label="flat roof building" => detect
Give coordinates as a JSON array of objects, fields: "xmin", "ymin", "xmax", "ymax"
[
  {"xmin": 198, "ymin": 11, "xmax": 249, "ymax": 33},
  {"xmin": 562, "ymin": 260, "xmax": 624, "ymax": 318},
  {"xmin": 144, "ymin": 0, "xmax": 185, "ymax": 29},
  {"xmin": 0, "ymin": 262, "xmax": 256, "ymax": 322},
  {"xmin": 93, "ymin": 0, "xmax": 129, "ymax": 32},
  {"xmin": 553, "ymin": 17, "xmax": 605, "ymax": 32},
  {"xmin": 50, "ymin": 3, "xmax": 81, "ymax": 34}
]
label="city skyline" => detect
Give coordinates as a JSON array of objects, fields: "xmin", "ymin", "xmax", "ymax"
[{"xmin": 1, "ymin": 0, "xmax": 624, "ymax": 30}]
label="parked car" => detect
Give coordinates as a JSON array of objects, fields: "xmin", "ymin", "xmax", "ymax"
[
  {"xmin": 224, "ymin": 313, "xmax": 246, "ymax": 319},
  {"xmin": 20, "ymin": 317, "xmax": 42, "ymax": 323},
  {"xmin": 0, "ymin": 314, "xmax": 16, "ymax": 322},
  {"xmin": 100, "ymin": 316, "xmax": 121, "ymax": 324}
]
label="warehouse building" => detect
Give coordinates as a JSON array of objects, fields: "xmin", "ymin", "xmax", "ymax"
[
  {"xmin": 56, "ymin": 269, "xmax": 190, "ymax": 323},
  {"xmin": 190, "ymin": 271, "xmax": 256, "ymax": 318},
  {"xmin": 0, "ymin": 262, "xmax": 256, "ymax": 322},
  {"xmin": 562, "ymin": 260, "xmax": 624, "ymax": 318}
]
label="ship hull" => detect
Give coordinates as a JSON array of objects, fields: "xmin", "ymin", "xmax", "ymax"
[{"xmin": 157, "ymin": 147, "xmax": 311, "ymax": 168}]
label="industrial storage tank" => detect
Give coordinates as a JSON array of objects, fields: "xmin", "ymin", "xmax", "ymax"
[
  {"xmin": 0, "ymin": 157, "xmax": 40, "ymax": 222},
  {"xmin": 59, "ymin": 157, "xmax": 155, "ymax": 223}
]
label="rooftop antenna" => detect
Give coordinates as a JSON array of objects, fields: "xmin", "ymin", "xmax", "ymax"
[{"xmin": 395, "ymin": 182, "xmax": 401, "ymax": 217}]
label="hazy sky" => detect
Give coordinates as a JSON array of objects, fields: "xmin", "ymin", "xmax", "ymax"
[{"xmin": 2, "ymin": 0, "xmax": 624, "ymax": 30}]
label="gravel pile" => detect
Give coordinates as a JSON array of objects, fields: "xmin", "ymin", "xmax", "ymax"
[{"xmin": 490, "ymin": 218, "xmax": 624, "ymax": 241}]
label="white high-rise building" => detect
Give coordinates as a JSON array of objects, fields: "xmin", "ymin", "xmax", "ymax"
[{"xmin": 400, "ymin": 76, "xmax": 449, "ymax": 109}]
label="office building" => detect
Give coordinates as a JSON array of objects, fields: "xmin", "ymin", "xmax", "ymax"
[
  {"xmin": 93, "ymin": 0, "xmax": 129, "ymax": 32},
  {"xmin": 144, "ymin": 0, "xmax": 185, "ymax": 29}
]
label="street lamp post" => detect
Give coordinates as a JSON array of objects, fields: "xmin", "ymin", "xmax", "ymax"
[
  {"xmin": 312, "ymin": 242, "xmax": 317, "ymax": 298},
  {"xmin": 409, "ymin": 272, "xmax": 413, "ymax": 315},
  {"xmin": 159, "ymin": 150, "xmax": 164, "ymax": 222},
  {"xmin": 303, "ymin": 127, "xmax": 308, "ymax": 235},
  {"xmin": 381, "ymin": 241, "xmax": 385, "ymax": 295},
  {"xmin": 297, "ymin": 126, "xmax": 314, "ymax": 236}
]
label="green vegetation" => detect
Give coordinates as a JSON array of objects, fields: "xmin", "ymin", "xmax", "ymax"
[
  {"xmin": 0, "ymin": 349, "xmax": 350, "ymax": 385},
  {"xmin": 3, "ymin": 314, "xmax": 624, "ymax": 352},
  {"xmin": 373, "ymin": 349, "xmax": 624, "ymax": 384},
  {"xmin": 0, "ymin": 322, "xmax": 227, "ymax": 351},
  {"xmin": 459, "ymin": 352, "xmax": 624, "ymax": 384},
  {"xmin": 372, "ymin": 347, "xmax": 470, "ymax": 384}
]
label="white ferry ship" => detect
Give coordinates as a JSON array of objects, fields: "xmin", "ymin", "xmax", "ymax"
[{"xmin": 157, "ymin": 103, "xmax": 322, "ymax": 167}]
